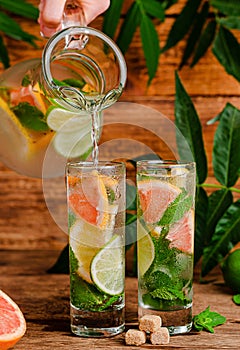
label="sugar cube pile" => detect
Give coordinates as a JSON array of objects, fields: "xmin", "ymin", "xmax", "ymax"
[{"xmin": 125, "ymin": 314, "xmax": 170, "ymax": 346}]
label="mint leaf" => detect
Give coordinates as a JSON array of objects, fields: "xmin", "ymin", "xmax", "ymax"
[
  {"xmin": 12, "ymin": 102, "xmax": 49, "ymax": 131},
  {"xmin": 70, "ymin": 272, "xmax": 122, "ymax": 311},
  {"xmin": 69, "ymin": 245, "xmax": 78, "ymax": 273},
  {"xmin": 158, "ymin": 190, "xmax": 193, "ymax": 225},
  {"xmin": 193, "ymin": 306, "xmax": 226, "ymax": 333},
  {"xmin": 142, "ymin": 236, "xmax": 193, "ymax": 307},
  {"xmin": 21, "ymin": 74, "xmax": 31, "ymax": 87},
  {"xmin": 233, "ymin": 294, "xmax": 240, "ymax": 305},
  {"xmin": 68, "ymin": 211, "xmax": 76, "ymax": 228},
  {"xmin": 53, "ymin": 78, "xmax": 86, "ymax": 89}
]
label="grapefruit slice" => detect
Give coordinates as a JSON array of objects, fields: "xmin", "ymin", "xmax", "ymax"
[
  {"xmin": 0, "ymin": 290, "xmax": 26, "ymax": 350},
  {"xmin": 166, "ymin": 210, "xmax": 194, "ymax": 254},
  {"xmin": 68, "ymin": 171, "xmax": 115, "ymax": 229},
  {"xmin": 138, "ymin": 179, "xmax": 181, "ymax": 224}
]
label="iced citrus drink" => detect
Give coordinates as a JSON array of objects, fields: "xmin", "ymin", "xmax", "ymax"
[
  {"xmin": 66, "ymin": 161, "xmax": 125, "ymax": 337},
  {"xmin": 0, "ymin": 59, "xmax": 100, "ymax": 178},
  {"xmin": 137, "ymin": 160, "xmax": 196, "ymax": 335}
]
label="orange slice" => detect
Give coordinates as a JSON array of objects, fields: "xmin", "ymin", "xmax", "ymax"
[
  {"xmin": 138, "ymin": 179, "xmax": 181, "ymax": 224},
  {"xmin": 0, "ymin": 290, "xmax": 26, "ymax": 350}
]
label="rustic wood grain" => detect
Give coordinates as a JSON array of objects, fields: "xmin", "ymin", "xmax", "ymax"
[{"xmin": 0, "ymin": 250, "xmax": 239, "ymax": 349}]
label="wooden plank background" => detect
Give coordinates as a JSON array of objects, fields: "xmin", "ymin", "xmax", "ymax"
[{"xmin": 0, "ymin": 0, "xmax": 239, "ymax": 250}]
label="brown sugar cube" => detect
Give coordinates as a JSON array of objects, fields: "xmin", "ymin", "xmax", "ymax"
[
  {"xmin": 125, "ymin": 329, "xmax": 146, "ymax": 346},
  {"xmin": 139, "ymin": 315, "xmax": 162, "ymax": 333},
  {"xmin": 150, "ymin": 327, "xmax": 170, "ymax": 345}
]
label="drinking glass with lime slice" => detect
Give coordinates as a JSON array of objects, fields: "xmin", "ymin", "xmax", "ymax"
[
  {"xmin": 66, "ymin": 161, "xmax": 126, "ymax": 337},
  {"xmin": 136, "ymin": 160, "xmax": 196, "ymax": 335}
]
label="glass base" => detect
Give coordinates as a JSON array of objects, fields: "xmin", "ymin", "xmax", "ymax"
[
  {"xmin": 138, "ymin": 305, "xmax": 192, "ymax": 335},
  {"xmin": 71, "ymin": 324, "xmax": 125, "ymax": 337},
  {"xmin": 70, "ymin": 304, "xmax": 125, "ymax": 337}
]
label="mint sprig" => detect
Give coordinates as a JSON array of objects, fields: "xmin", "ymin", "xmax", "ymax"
[
  {"xmin": 193, "ymin": 306, "xmax": 226, "ymax": 333},
  {"xmin": 12, "ymin": 102, "xmax": 49, "ymax": 132},
  {"xmin": 158, "ymin": 189, "xmax": 193, "ymax": 226}
]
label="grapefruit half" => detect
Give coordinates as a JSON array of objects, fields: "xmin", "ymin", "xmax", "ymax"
[{"xmin": 0, "ymin": 290, "xmax": 26, "ymax": 350}]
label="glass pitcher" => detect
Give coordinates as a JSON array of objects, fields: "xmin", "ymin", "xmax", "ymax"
[{"xmin": 0, "ymin": 7, "xmax": 127, "ymax": 178}]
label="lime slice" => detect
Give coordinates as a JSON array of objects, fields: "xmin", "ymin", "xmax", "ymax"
[
  {"xmin": 70, "ymin": 218, "xmax": 113, "ymax": 284},
  {"xmin": 46, "ymin": 107, "xmax": 90, "ymax": 132},
  {"xmin": 91, "ymin": 235, "xmax": 125, "ymax": 295},
  {"xmin": 53, "ymin": 126, "xmax": 92, "ymax": 158},
  {"xmin": 47, "ymin": 107, "xmax": 102, "ymax": 158},
  {"xmin": 137, "ymin": 221, "xmax": 155, "ymax": 276}
]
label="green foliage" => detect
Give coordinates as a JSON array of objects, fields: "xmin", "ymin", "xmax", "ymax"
[
  {"xmin": 0, "ymin": 0, "xmax": 39, "ymax": 68},
  {"xmin": 193, "ymin": 306, "xmax": 226, "ymax": 333},
  {"xmin": 175, "ymin": 71, "xmax": 207, "ymax": 184},
  {"xmin": 175, "ymin": 74, "xmax": 240, "ymax": 276}
]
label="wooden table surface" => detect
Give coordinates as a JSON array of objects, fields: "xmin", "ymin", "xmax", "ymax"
[{"xmin": 1, "ymin": 250, "xmax": 239, "ymax": 349}]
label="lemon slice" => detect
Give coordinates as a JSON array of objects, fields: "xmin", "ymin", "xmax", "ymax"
[
  {"xmin": 137, "ymin": 221, "xmax": 155, "ymax": 276},
  {"xmin": 91, "ymin": 235, "xmax": 125, "ymax": 295},
  {"xmin": 0, "ymin": 96, "xmax": 31, "ymax": 159},
  {"xmin": 69, "ymin": 218, "xmax": 113, "ymax": 284}
]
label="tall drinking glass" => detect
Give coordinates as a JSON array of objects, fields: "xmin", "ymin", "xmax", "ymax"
[
  {"xmin": 136, "ymin": 160, "xmax": 196, "ymax": 335},
  {"xmin": 66, "ymin": 161, "xmax": 125, "ymax": 337}
]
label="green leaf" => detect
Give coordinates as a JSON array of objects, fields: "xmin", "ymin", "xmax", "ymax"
[
  {"xmin": 217, "ymin": 16, "xmax": 240, "ymax": 30},
  {"xmin": 142, "ymin": 0, "xmax": 165, "ymax": 21},
  {"xmin": 126, "ymin": 213, "xmax": 137, "ymax": 249},
  {"xmin": 117, "ymin": 2, "xmax": 141, "ymax": 54},
  {"xmin": 140, "ymin": 14, "xmax": 160, "ymax": 85},
  {"xmin": 207, "ymin": 189, "xmax": 233, "ymax": 241},
  {"xmin": 180, "ymin": 2, "xmax": 209, "ymax": 68},
  {"xmin": 191, "ymin": 20, "xmax": 217, "ymax": 67},
  {"xmin": 233, "ymin": 294, "xmax": 240, "ymax": 305},
  {"xmin": 12, "ymin": 102, "xmax": 49, "ymax": 132},
  {"xmin": 161, "ymin": 0, "xmax": 178, "ymax": 10},
  {"xmin": 47, "ymin": 244, "xmax": 69, "ymax": 274},
  {"xmin": 194, "ymin": 187, "xmax": 208, "ymax": 265},
  {"xmin": 202, "ymin": 200, "xmax": 240, "ymax": 276},
  {"xmin": 163, "ymin": 0, "xmax": 202, "ymax": 51},
  {"xmin": 211, "ymin": 0, "xmax": 240, "ymax": 16},
  {"xmin": 175, "ymin": 71, "xmax": 207, "ymax": 184},
  {"xmin": 213, "ymin": 103, "xmax": 240, "ymax": 187},
  {"xmin": 193, "ymin": 306, "xmax": 226, "ymax": 333},
  {"xmin": 212, "ymin": 26, "xmax": 240, "ymax": 82},
  {"xmin": 159, "ymin": 190, "xmax": 193, "ymax": 225},
  {"xmin": 102, "ymin": 0, "xmax": 124, "ymax": 38},
  {"xmin": 0, "ymin": 12, "xmax": 38, "ymax": 46},
  {"xmin": 126, "ymin": 183, "xmax": 137, "ymax": 210},
  {"xmin": 0, "ymin": 0, "xmax": 39, "ymax": 20},
  {"xmin": 0, "ymin": 34, "xmax": 9, "ymax": 68}
]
